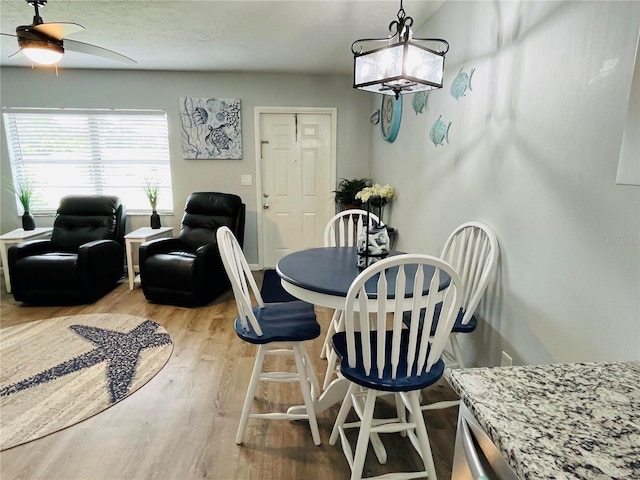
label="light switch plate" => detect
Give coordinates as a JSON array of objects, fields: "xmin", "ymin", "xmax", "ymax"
[{"xmin": 241, "ymin": 174, "xmax": 252, "ymax": 186}]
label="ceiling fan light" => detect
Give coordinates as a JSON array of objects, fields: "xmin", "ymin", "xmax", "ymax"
[
  {"xmin": 22, "ymin": 47, "xmax": 63, "ymax": 65},
  {"xmin": 20, "ymin": 40, "xmax": 64, "ymax": 65}
]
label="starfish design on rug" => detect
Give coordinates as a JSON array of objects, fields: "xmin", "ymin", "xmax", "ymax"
[{"xmin": 0, "ymin": 320, "xmax": 171, "ymax": 404}]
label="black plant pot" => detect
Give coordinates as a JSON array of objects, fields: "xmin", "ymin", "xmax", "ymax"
[
  {"xmin": 22, "ymin": 212, "xmax": 36, "ymax": 231},
  {"xmin": 150, "ymin": 211, "xmax": 161, "ymax": 229}
]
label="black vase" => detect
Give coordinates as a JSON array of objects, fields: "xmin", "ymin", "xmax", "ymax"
[
  {"xmin": 22, "ymin": 212, "xmax": 36, "ymax": 231},
  {"xmin": 150, "ymin": 211, "xmax": 161, "ymax": 229}
]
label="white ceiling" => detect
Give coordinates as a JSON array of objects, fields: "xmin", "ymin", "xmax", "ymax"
[{"xmin": 0, "ymin": 0, "xmax": 444, "ymax": 74}]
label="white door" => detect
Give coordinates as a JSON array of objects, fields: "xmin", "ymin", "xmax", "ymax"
[{"xmin": 259, "ymin": 111, "xmax": 335, "ymax": 268}]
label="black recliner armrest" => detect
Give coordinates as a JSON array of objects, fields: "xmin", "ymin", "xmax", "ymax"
[
  {"xmin": 78, "ymin": 239, "xmax": 124, "ymax": 285},
  {"xmin": 8, "ymin": 239, "xmax": 56, "ymax": 263},
  {"xmin": 78, "ymin": 239, "xmax": 123, "ymax": 264},
  {"xmin": 194, "ymin": 241, "xmax": 225, "ymax": 292},
  {"xmin": 195, "ymin": 241, "xmax": 221, "ymax": 265},
  {"xmin": 139, "ymin": 237, "xmax": 189, "ymax": 264}
]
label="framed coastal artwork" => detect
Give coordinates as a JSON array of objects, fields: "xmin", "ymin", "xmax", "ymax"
[{"xmin": 179, "ymin": 97, "xmax": 242, "ymax": 159}]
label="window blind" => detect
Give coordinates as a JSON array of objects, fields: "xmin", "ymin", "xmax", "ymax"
[{"xmin": 3, "ymin": 108, "xmax": 174, "ymax": 214}]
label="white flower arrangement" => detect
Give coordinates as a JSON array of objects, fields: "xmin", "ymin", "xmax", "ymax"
[{"xmin": 355, "ymin": 183, "xmax": 395, "ymax": 203}]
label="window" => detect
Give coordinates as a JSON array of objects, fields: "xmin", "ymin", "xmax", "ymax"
[{"xmin": 3, "ymin": 108, "xmax": 174, "ymax": 214}]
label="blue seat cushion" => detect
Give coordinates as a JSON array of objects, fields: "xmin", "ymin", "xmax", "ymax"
[
  {"xmin": 402, "ymin": 303, "xmax": 477, "ymax": 334},
  {"xmin": 235, "ymin": 300, "xmax": 320, "ymax": 344},
  {"xmin": 332, "ymin": 330, "xmax": 445, "ymax": 392}
]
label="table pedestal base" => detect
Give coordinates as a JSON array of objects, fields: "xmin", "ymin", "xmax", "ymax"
[
  {"xmin": 287, "ymin": 375, "xmax": 392, "ymax": 464},
  {"xmin": 287, "ymin": 377, "xmax": 349, "ymax": 415}
]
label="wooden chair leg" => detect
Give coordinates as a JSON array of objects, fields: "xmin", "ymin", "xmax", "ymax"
[
  {"xmin": 320, "ymin": 309, "xmax": 341, "ymax": 359},
  {"xmin": 236, "ymin": 345, "xmax": 266, "ymax": 445},
  {"xmin": 449, "ymin": 333, "xmax": 465, "ymax": 369},
  {"xmin": 293, "ymin": 344, "xmax": 321, "ymax": 445},
  {"xmin": 329, "ymin": 382, "xmax": 356, "ymax": 445},
  {"xmin": 323, "ymin": 348, "xmax": 339, "ymax": 390},
  {"xmin": 395, "ymin": 392, "xmax": 408, "ymax": 437},
  {"xmin": 322, "ymin": 311, "xmax": 346, "ymax": 389},
  {"xmin": 350, "ymin": 389, "xmax": 377, "ymax": 480},
  {"xmin": 408, "ymin": 391, "xmax": 437, "ymax": 479},
  {"xmin": 354, "ymin": 390, "xmax": 387, "ymax": 465},
  {"xmin": 301, "ymin": 343, "xmax": 320, "ymax": 398}
]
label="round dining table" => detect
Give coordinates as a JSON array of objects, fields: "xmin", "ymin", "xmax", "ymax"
[
  {"xmin": 276, "ymin": 246, "xmax": 396, "ymax": 309},
  {"xmin": 275, "ymin": 246, "xmax": 447, "ymax": 414},
  {"xmin": 277, "ymin": 247, "xmax": 447, "ymax": 306}
]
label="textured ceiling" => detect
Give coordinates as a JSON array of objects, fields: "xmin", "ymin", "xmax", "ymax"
[{"xmin": 0, "ymin": 0, "xmax": 444, "ymax": 74}]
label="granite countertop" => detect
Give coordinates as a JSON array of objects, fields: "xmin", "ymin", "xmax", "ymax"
[{"xmin": 448, "ymin": 362, "xmax": 640, "ymax": 480}]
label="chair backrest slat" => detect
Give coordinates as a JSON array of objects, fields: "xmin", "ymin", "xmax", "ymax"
[
  {"xmin": 406, "ymin": 267, "xmax": 425, "ymax": 376},
  {"xmin": 344, "ymin": 254, "xmax": 463, "ymax": 380}
]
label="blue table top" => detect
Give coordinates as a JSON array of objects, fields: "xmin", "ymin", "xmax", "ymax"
[{"xmin": 276, "ymin": 247, "xmax": 447, "ymax": 298}]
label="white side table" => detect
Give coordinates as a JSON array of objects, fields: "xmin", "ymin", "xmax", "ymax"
[
  {"xmin": 0, "ymin": 227, "xmax": 54, "ymax": 293},
  {"xmin": 125, "ymin": 226, "xmax": 173, "ymax": 290}
]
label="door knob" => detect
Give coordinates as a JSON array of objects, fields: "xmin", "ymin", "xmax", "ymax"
[
  {"xmin": 263, "ymin": 193, "xmax": 269, "ymax": 198},
  {"xmin": 263, "ymin": 203, "xmax": 269, "ymax": 209}
]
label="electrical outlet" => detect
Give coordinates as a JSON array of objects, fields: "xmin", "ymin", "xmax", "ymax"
[
  {"xmin": 501, "ymin": 351, "xmax": 513, "ymax": 367},
  {"xmin": 240, "ymin": 174, "xmax": 252, "ymax": 186}
]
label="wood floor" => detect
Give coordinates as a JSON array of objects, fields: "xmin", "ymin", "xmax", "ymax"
[{"xmin": 0, "ymin": 274, "xmax": 460, "ymax": 480}]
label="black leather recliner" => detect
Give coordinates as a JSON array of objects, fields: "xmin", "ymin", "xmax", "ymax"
[
  {"xmin": 139, "ymin": 192, "xmax": 245, "ymax": 307},
  {"xmin": 8, "ymin": 195, "xmax": 126, "ymax": 305}
]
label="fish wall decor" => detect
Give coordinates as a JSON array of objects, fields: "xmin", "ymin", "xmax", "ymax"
[
  {"xmin": 412, "ymin": 91, "xmax": 430, "ymax": 114},
  {"xmin": 450, "ymin": 67, "xmax": 475, "ymax": 100},
  {"xmin": 430, "ymin": 115, "xmax": 452, "ymax": 147}
]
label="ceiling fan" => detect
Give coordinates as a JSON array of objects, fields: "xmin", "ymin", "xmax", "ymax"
[{"xmin": 1, "ymin": 0, "xmax": 135, "ymax": 66}]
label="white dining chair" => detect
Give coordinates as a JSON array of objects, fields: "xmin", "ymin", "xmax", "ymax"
[
  {"xmin": 321, "ymin": 209, "xmax": 380, "ymax": 389},
  {"xmin": 216, "ymin": 226, "xmax": 322, "ymax": 446},
  {"xmin": 402, "ymin": 222, "xmax": 499, "ymax": 412},
  {"xmin": 329, "ymin": 254, "xmax": 463, "ymax": 480},
  {"xmin": 323, "ymin": 209, "xmax": 380, "ymax": 248},
  {"xmin": 439, "ymin": 221, "xmax": 499, "ymax": 369}
]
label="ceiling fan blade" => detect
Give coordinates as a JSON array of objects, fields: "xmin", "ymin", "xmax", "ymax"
[
  {"xmin": 32, "ymin": 22, "xmax": 84, "ymax": 40},
  {"xmin": 1, "ymin": 33, "xmax": 22, "ymax": 58},
  {"xmin": 64, "ymin": 39, "xmax": 136, "ymax": 64}
]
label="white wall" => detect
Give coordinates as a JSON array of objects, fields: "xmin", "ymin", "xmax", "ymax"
[
  {"xmin": 617, "ymin": 32, "xmax": 640, "ymax": 185},
  {"xmin": 370, "ymin": 0, "xmax": 640, "ymax": 365},
  {"xmin": 0, "ymin": 69, "xmax": 372, "ymax": 264}
]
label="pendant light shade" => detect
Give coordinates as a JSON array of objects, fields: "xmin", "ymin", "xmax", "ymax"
[{"xmin": 352, "ymin": 0, "xmax": 449, "ymax": 99}]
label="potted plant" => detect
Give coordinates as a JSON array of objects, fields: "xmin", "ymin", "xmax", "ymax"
[
  {"xmin": 333, "ymin": 178, "xmax": 371, "ymax": 209},
  {"xmin": 6, "ymin": 177, "xmax": 36, "ymax": 230},
  {"xmin": 144, "ymin": 177, "xmax": 161, "ymax": 229}
]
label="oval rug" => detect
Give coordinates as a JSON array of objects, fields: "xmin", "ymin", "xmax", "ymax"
[{"xmin": 0, "ymin": 313, "xmax": 173, "ymax": 451}]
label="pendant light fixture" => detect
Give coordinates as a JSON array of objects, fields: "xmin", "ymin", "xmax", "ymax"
[{"xmin": 351, "ymin": 0, "xmax": 449, "ymax": 99}]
